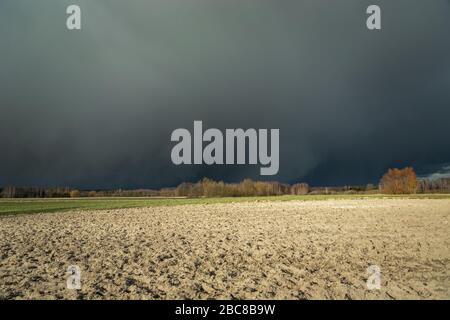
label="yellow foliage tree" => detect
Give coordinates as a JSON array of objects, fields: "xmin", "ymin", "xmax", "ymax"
[{"xmin": 379, "ymin": 167, "xmax": 417, "ymax": 194}]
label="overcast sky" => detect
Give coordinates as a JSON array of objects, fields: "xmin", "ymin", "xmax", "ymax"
[{"xmin": 1, "ymin": 0, "xmax": 449, "ymax": 189}]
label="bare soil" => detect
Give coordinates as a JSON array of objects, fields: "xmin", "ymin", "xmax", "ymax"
[{"xmin": 1, "ymin": 199, "xmax": 449, "ymax": 299}]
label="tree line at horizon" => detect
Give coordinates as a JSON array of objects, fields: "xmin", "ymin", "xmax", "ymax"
[{"xmin": 1, "ymin": 167, "xmax": 449, "ymax": 198}]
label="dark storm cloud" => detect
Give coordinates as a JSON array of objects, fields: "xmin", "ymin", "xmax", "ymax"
[{"xmin": 1, "ymin": 0, "xmax": 449, "ymax": 188}]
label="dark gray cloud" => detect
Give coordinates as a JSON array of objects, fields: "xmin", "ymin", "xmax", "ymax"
[{"xmin": 1, "ymin": 0, "xmax": 449, "ymax": 188}]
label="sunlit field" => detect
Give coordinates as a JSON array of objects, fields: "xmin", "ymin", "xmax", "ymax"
[
  {"xmin": 1, "ymin": 197, "xmax": 449, "ymax": 299},
  {"xmin": 1, "ymin": 194, "xmax": 450, "ymax": 215}
]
